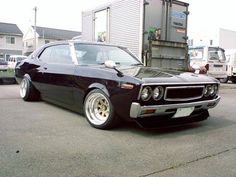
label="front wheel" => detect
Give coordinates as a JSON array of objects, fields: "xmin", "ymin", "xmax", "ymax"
[
  {"xmin": 219, "ymin": 77, "xmax": 229, "ymax": 83},
  {"xmin": 84, "ymin": 89, "xmax": 120, "ymax": 129}
]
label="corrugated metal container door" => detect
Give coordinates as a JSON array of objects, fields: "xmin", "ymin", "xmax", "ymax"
[
  {"xmin": 167, "ymin": 1, "xmax": 188, "ymax": 43},
  {"xmin": 109, "ymin": 0, "xmax": 142, "ymax": 59},
  {"xmin": 82, "ymin": 11, "xmax": 93, "ymax": 41}
]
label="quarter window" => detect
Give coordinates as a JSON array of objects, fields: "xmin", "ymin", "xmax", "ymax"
[{"xmin": 39, "ymin": 44, "xmax": 73, "ymax": 64}]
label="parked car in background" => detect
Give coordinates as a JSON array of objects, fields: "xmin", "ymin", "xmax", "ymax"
[
  {"xmin": 15, "ymin": 41, "xmax": 221, "ymax": 129},
  {"xmin": 0, "ymin": 59, "xmax": 8, "ymax": 71},
  {"xmin": 7, "ymin": 55, "xmax": 27, "ymax": 69}
]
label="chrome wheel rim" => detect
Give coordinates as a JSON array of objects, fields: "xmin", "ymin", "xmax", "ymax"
[
  {"xmin": 20, "ymin": 78, "xmax": 27, "ymax": 98},
  {"xmin": 85, "ymin": 92, "xmax": 110, "ymax": 125}
]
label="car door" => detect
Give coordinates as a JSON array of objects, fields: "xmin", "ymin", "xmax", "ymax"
[{"xmin": 37, "ymin": 44, "xmax": 76, "ymax": 106}]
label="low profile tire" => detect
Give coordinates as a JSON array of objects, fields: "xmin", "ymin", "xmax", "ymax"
[
  {"xmin": 84, "ymin": 89, "xmax": 120, "ymax": 129},
  {"xmin": 20, "ymin": 77, "xmax": 39, "ymax": 101}
]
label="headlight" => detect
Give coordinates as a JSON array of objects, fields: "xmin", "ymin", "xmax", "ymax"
[
  {"xmin": 141, "ymin": 86, "xmax": 152, "ymax": 101},
  {"xmin": 211, "ymin": 84, "xmax": 218, "ymax": 96},
  {"xmin": 153, "ymin": 86, "xmax": 164, "ymax": 101},
  {"xmin": 204, "ymin": 85, "xmax": 211, "ymax": 97},
  {"xmin": 204, "ymin": 85, "xmax": 218, "ymax": 97}
]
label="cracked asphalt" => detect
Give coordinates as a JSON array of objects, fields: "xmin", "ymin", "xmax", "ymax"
[{"xmin": 0, "ymin": 84, "xmax": 236, "ymax": 177}]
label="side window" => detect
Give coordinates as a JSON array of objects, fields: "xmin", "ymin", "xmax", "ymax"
[
  {"xmin": 39, "ymin": 44, "xmax": 73, "ymax": 64},
  {"xmin": 75, "ymin": 45, "xmax": 99, "ymax": 65},
  {"xmin": 51, "ymin": 45, "xmax": 73, "ymax": 64}
]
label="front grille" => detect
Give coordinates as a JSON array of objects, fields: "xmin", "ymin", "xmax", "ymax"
[
  {"xmin": 213, "ymin": 64, "xmax": 223, "ymax": 67},
  {"xmin": 164, "ymin": 86, "xmax": 204, "ymax": 101}
]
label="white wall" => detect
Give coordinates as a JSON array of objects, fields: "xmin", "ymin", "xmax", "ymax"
[
  {"xmin": 219, "ymin": 28, "xmax": 236, "ymax": 50},
  {"xmin": 38, "ymin": 38, "xmax": 59, "ymax": 47},
  {"xmin": 0, "ymin": 35, "xmax": 23, "ymax": 50},
  {"xmin": 189, "ymin": 28, "xmax": 236, "ymax": 50}
]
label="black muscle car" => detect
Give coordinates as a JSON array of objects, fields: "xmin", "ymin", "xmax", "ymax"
[{"xmin": 15, "ymin": 41, "xmax": 221, "ymax": 129}]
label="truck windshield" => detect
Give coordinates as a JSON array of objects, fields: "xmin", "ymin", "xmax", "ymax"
[
  {"xmin": 208, "ymin": 47, "xmax": 226, "ymax": 61},
  {"xmin": 74, "ymin": 44, "xmax": 141, "ymax": 66}
]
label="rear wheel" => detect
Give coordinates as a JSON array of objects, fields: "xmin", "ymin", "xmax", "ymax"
[
  {"xmin": 84, "ymin": 89, "xmax": 119, "ymax": 129},
  {"xmin": 231, "ymin": 76, "xmax": 236, "ymax": 83},
  {"xmin": 20, "ymin": 77, "xmax": 40, "ymax": 101}
]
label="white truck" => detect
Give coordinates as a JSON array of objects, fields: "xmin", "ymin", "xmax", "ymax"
[
  {"xmin": 225, "ymin": 50, "xmax": 236, "ymax": 83},
  {"xmin": 189, "ymin": 46, "xmax": 228, "ymax": 81},
  {"xmin": 82, "ymin": 0, "xmax": 190, "ymax": 70}
]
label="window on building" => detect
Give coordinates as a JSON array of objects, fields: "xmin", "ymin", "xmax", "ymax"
[
  {"xmin": 45, "ymin": 40, "xmax": 50, "ymax": 44},
  {"xmin": 0, "ymin": 53, "xmax": 4, "ymax": 60},
  {"xmin": 210, "ymin": 40, "xmax": 213, "ymax": 46},
  {"xmin": 94, "ymin": 8, "xmax": 110, "ymax": 42},
  {"xmin": 6, "ymin": 37, "xmax": 15, "ymax": 44},
  {"xmin": 5, "ymin": 54, "xmax": 11, "ymax": 61}
]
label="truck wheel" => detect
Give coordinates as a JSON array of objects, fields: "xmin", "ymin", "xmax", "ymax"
[
  {"xmin": 231, "ymin": 76, "xmax": 236, "ymax": 83},
  {"xmin": 84, "ymin": 89, "xmax": 120, "ymax": 129},
  {"xmin": 20, "ymin": 77, "xmax": 40, "ymax": 101},
  {"xmin": 219, "ymin": 77, "xmax": 229, "ymax": 83}
]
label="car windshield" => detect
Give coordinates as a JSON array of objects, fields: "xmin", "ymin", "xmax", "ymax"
[{"xmin": 74, "ymin": 44, "xmax": 141, "ymax": 66}]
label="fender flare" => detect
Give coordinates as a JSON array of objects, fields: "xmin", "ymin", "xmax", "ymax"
[
  {"xmin": 87, "ymin": 83, "xmax": 110, "ymax": 97},
  {"xmin": 23, "ymin": 74, "xmax": 32, "ymax": 82}
]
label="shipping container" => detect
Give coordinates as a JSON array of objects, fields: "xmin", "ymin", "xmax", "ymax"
[{"xmin": 82, "ymin": 0, "xmax": 189, "ymax": 70}]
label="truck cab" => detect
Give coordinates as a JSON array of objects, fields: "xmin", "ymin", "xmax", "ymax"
[
  {"xmin": 225, "ymin": 50, "xmax": 236, "ymax": 83},
  {"xmin": 189, "ymin": 46, "xmax": 227, "ymax": 81}
]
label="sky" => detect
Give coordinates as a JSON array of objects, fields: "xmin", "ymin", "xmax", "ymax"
[{"xmin": 1, "ymin": 0, "xmax": 236, "ymax": 39}]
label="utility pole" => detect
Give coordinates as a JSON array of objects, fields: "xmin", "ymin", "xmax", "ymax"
[{"xmin": 33, "ymin": 6, "xmax": 37, "ymax": 50}]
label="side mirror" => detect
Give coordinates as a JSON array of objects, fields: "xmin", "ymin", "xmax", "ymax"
[
  {"xmin": 104, "ymin": 60, "xmax": 117, "ymax": 69},
  {"xmin": 104, "ymin": 60, "xmax": 123, "ymax": 77}
]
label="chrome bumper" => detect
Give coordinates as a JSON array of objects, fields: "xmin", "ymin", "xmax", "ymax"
[{"xmin": 130, "ymin": 96, "xmax": 221, "ymax": 118}]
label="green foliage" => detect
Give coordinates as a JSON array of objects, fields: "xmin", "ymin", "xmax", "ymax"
[{"xmin": 0, "ymin": 69, "xmax": 15, "ymax": 78}]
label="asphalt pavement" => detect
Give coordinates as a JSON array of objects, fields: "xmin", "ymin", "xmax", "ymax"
[{"xmin": 0, "ymin": 84, "xmax": 236, "ymax": 177}]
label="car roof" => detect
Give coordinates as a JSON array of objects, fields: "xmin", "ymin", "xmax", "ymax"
[
  {"xmin": 44, "ymin": 40, "xmax": 127, "ymax": 49},
  {"xmin": 9, "ymin": 55, "xmax": 27, "ymax": 58}
]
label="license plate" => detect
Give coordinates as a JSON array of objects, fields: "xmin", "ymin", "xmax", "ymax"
[{"xmin": 172, "ymin": 107, "xmax": 194, "ymax": 118}]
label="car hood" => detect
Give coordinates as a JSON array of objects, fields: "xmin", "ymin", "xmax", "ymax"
[{"xmin": 118, "ymin": 66, "xmax": 218, "ymax": 84}]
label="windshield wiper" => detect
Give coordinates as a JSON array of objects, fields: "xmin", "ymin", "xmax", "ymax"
[{"xmin": 131, "ymin": 63, "xmax": 143, "ymax": 66}]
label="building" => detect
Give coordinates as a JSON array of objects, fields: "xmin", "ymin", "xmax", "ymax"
[
  {"xmin": 23, "ymin": 26, "xmax": 81, "ymax": 56},
  {"xmin": 0, "ymin": 22, "xmax": 23, "ymax": 61},
  {"xmin": 218, "ymin": 28, "xmax": 236, "ymax": 50},
  {"xmin": 188, "ymin": 28, "xmax": 236, "ymax": 50}
]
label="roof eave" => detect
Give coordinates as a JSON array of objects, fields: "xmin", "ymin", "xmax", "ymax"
[{"xmin": 0, "ymin": 32, "xmax": 23, "ymax": 36}]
